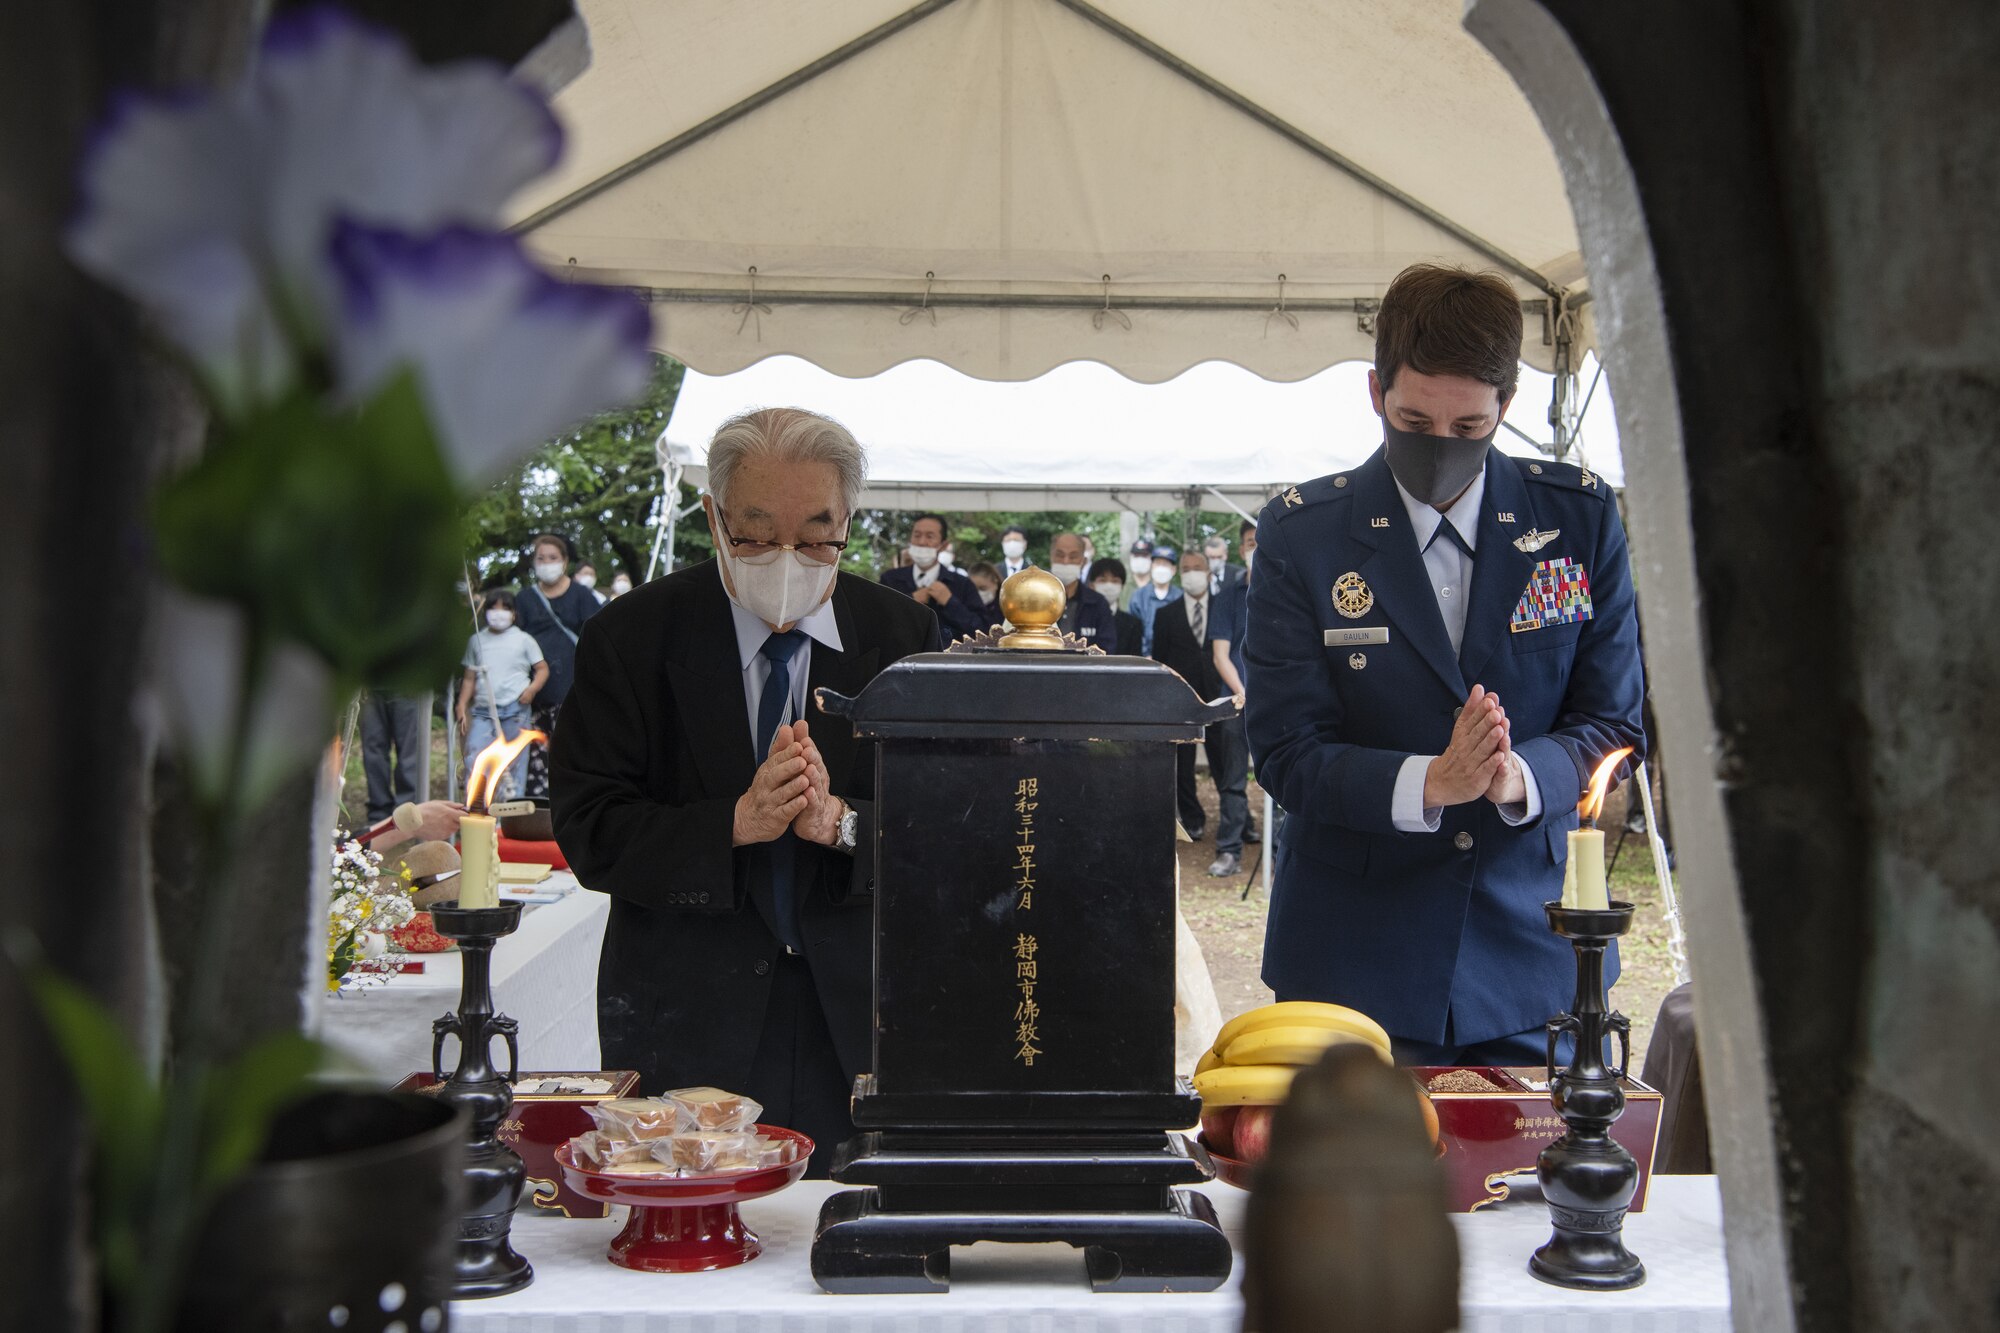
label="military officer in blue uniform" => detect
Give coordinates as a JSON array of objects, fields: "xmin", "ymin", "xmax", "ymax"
[{"xmin": 1245, "ymin": 264, "xmax": 1646, "ymax": 1065}]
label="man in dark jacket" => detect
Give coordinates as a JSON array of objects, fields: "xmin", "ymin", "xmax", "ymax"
[
  {"xmin": 1049, "ymin": 530, "xmax": 1116, "ymax": 649},
  {"xmin": 1152, "ymin": 549, "xmax": 1227, "ymax": 839},
  {"xmin": 551, "ymin": 407, "xmax": 938, "ymax": 1175},
  {"xmin": 879, "ymin": 513, "xmax": 989, "ymax": 642}
]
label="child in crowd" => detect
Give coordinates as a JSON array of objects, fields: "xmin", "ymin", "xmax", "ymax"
[{"xmin": 455, "ymin": 589, "xmax": 548, "ymax": 801}]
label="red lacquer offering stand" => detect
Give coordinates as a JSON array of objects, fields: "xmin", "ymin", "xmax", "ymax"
[{"xmin": 555, "ymin": 1126, "xmax": 814, "ymax": 1273}]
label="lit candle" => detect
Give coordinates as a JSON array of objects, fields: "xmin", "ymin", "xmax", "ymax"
[
  {"xmin": 457, "ymin": 728, "xmax": 546, "ymax": 911},
  {"xmin": 458, "ymin": 812, "xmax": 501, "ymax": 909},
  {"xmin": 1562, "ymin": 747, "xmax": 1634, "ymax": 911}
]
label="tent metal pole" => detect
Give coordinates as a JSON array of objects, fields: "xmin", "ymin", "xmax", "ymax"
[
  {"xmin": 624, "ymin": 284, "xmax": 1556, "ymax": 319},
  {"xmin": 1050, "ymin": 0, "xmax": 1562, "ymax": 300},
  {"xmin": 1202, "ymin": 484, "xmax": 1260, "ymax": 525},
  {"xmin": 1502, "ymin": 419, "xmax": 1556, "ymax": 455},
  {"xmin": 512, "ymin": 0, "xmax": 967, "ymax": 236}
]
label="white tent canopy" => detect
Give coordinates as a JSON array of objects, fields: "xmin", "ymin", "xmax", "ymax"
[
  {"xmin": 513, "ymin": 0, "xmax": 1595, "ymax": 386},
  {"xmin": 660, "ymin": 355, "xmax": 1623, "ymax": 513}
]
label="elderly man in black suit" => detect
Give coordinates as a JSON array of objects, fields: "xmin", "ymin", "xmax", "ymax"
[
  {"xmin": 551, "ymin": 407, "xmax": 938, "ymax": 1176},
  {"xmin": 1151, "ymin": 548, "xmax": 1227, "ymax": 840}
]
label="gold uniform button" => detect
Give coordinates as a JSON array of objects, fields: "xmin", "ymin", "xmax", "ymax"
[
  {"xmin": 1530, "ymin": 464, "xmax": 1544, "ymax": 474},
  {"xmin": 1453, "ymin": 831, "xmax": 1474, "ymax": 851}
]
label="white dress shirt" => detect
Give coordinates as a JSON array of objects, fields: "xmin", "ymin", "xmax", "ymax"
[
  {"xmin": 1183, "ymin": 591, "xmax": 1211, "ymax": 637},
  {"xmin": 1386, "ymin": 467, "xmax": 1543, "ymax": 832},
  {"xmin": 912, "ymin": 561, "xmax": 941, "ymax": 589},
  {"xmin": 728, "ymin": 595, "xmax": 843, "ymax": 763}
]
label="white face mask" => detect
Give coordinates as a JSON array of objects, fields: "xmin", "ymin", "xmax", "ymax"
[
  {"xmin": 485, "ymin": 609, "xmax": 515, "ymax": 630},
  {"xmin": 1002, "ymin": 538, "xmax": 1027, "ymax": 560},
  {"xmin": 1207, "ymin": 556, "xmax": 1225, "ymax": 576},
  {"xmin": 1182, "ymin": 570, "xmax": 1210, "ymax": 598},
  {"xmin": 978, "ymin": 587, "xmax": 998, "ymax": 606},
  {"xmin": 1092, "ymin": 581, "xmax": 1125, "ymax": 606},
  {"xmin": 1050, "ymin": 562, "xmax": 1084, "ymax": 586},
  {"xmin": 1150, "ymin": 563, "xmax": 1174, "ymax": 586},
  {"xmin": 611, "ymin": 578, "xmax": 632, "ymax": 595},
  {"xmin": 575, "ymin": 573, "xmax": 597, "ymax": 589},
  {"xmin": 907, "ymin": 543, "xmax": 940, "ymax": 569},
  {"xmin": 938, "ymin": 550, "xmax": 956, "ymax": 569},
  {"xmin": 720, "ymin": 543, "xmax": 835, "ymax": 629},
  {"xmin": 534, "ymin": 560, "xmax": 565, "ymax": 585}
]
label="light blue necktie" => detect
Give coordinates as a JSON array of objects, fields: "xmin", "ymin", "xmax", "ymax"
[{"xmin": 756, "ymin": 630, "xmax": 809, "ymax": 950}]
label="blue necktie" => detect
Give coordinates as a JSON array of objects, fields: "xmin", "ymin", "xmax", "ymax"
[{"xmin": 756, "ymin": 630, "xmax": 809, "ymax": 950}]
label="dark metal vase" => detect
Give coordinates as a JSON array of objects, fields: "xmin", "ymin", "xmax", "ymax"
[
  {"xmin": 430, "ymin": 900, "xmax": 533, "ymax": 1299},
  {"xmin": 1531, "ymin": 900, "xmax": 1646, "ymax": 1291},
  {"xmin": 177, "ymin": 1090, "xmax": 464, "ymax": 1332}
]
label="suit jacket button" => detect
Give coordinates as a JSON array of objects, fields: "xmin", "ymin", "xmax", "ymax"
[
  {"xmin": 1451, "ymin": 706, "xmax": 1464, "ymax": 720},
  {"xmin": 754, "ymin": 960, "xmax": 771, "ymax": 977},
  {"xmin": 1454, "ymin": 831, "xmax": 1474, "ymax": 851}
]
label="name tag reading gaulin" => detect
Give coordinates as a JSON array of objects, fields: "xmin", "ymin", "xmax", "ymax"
[{"xmin": 1324, "ymin": 626, "xmax": 1390, "ymax": 647}]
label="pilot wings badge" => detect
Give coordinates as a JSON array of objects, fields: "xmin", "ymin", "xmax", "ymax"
[{"xmin": 1512, "ymin": 528, "xmax": 1560, "ymax": 554}]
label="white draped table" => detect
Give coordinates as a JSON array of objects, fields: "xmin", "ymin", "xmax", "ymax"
[
  {"xmin": 462, "ymin": 1175, "xmax": 1729, "ymax": 1332},
  {"xmin": 318, "ymin": 874, "xmax": 609, "ymax": 1083}
]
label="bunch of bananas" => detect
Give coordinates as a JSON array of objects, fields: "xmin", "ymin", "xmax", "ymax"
[{"xmin": 1192, "ymin": 1001, "xmax": 1393, "ymax": 1107}]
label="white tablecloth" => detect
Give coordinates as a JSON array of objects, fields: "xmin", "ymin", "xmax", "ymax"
[
  {"xmin": 319, "ymin": 875, "xmax": 609, "ymax": 1083},
  {"xmin": 461, "ymin": 1176, "xmax": 1729, "ymax": 1332}
]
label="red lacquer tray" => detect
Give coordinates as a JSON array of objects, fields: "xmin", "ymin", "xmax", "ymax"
[{"xmin": 554, "ymin": 1125, "xmax": 814, "ymax": 1273}]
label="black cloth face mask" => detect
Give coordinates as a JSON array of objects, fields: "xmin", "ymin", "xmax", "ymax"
[{"xmin": 1382, "ymin": 419, "xmax": 1496, "ymax": 507}]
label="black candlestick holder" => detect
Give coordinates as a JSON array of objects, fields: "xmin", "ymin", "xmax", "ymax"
[
  {"xmin": 1530, "ymin": 900, "xmax": 1646, "ymax": 1291},
  {"xmin": 429, "ymin": 900, "xmax": 533, "ymax": 1299}
]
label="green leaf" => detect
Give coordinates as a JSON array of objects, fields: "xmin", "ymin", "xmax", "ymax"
[
  {"xmin": 197, "ymin": 1033, "xmax": 328, "ymax": 1192},
  {"xmin": 154, "ymin": 369, "xmax": 468, "ymax": 694},
  {"xmin": 13, "ymin": 955, "xmax": 163, "ymax": 1293}
]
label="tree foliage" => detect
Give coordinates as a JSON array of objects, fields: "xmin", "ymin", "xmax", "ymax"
[{"xmin": 462, "ymin": 354, "xmax": 691, "ymax": 588}]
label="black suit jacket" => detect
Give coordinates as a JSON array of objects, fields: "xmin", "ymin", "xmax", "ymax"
[
  {"xmin": 1151, "ymin": 594, "xmax": 1223, "ymax": 699},
  {"xmin": 877, "ymin": 564, "xmax": 991, "ymax": 641},
  {"xmin": 549, "ymin": 560, "xmax": 939, "ymax": 1095},
  {"xmin": 1112, "ymin": 608, "xmax": 1144, "ymax": 657}
]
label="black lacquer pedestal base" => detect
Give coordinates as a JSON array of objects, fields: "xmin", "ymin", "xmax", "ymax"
[
  {"xmin": 812, "ymin": 1088, "xmax": 1233, "ymax": 1294},
  {"xmin": 431, "ymin": 901, "xmax": 534, "ymax": 1299},
  {"xmin": 1530, "ymin": 901, "xmax": 1646, "ymax": 1292}
]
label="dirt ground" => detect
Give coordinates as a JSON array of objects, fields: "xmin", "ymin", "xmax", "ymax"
[{"xmin": 1176, "ymin": 774, "xmax": 1679, "ymax": 1072}]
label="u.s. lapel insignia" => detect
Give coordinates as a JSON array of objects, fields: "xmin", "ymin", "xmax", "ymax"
[
  {"xmin": 1370, "ymin": 516, "xmax": 1390, "ymax": 529},
  {"xmin": 1281, "ymin": 485, "xmax": 1305, "ymax": 508},
  {"xmin": 1497, "ymin": 511, "xmax": 1516, "ymax": 524},
  {"xmin": 1513, "ymin": 527, "xmax": 1560, "ymax": 554},
  {"xmin": 1332, "ymin": 571, "xmax": 1373, "ymax": 619}
]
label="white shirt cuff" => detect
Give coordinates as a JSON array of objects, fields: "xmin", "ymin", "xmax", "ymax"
[
  {"xmin": 1392, "ymin": 755, "xmax": 1442, "ymax": 833},
  {"xmin": 1494, "ymin": 752, "xmax": 1543, "ymax": 825}
]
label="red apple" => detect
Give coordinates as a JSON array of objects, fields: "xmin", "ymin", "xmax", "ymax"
[
  {"xmin": 1234, "ymin": 1105, "xmax": 1278, "ymax": 1163},
  {"xmin": 1200, "ymin": 1105, "xmax": 1240, "ymax": 1157}
]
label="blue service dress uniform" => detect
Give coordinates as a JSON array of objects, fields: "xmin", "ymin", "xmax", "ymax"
[{"xmin": 1244, "ymin": 447, "xmax": 1646, "ymax": 1057}]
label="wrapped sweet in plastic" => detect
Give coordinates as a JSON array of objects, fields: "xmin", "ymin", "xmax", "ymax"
[
  {"xmin": 587, "ymin": 1096, "xmax": 681, "ymax": 1140},
  {"xmin": 665, "ymin": 1086, "xmax": 763, "ymax": 1132},
  {"xmin": 755, "ymin": 1137, "xmax": 796, "ymax": 1169},
  {"xmin": 649, "ymin": 1131, "xmax": 763, "ymax": 1174},
  {"xmin": 570, "ymin": 1131, "xmax": 663, "ymax": 1173}
]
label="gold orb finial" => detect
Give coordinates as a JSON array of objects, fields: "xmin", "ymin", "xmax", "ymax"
[{"xmin": 998, "ymin": 567, "xmax": 1067, "ymax": 650}]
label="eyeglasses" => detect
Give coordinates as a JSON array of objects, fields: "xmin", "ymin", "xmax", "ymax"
[{"xmin": 715, "ymin": 508, "xmax": 851, "ymax": 566}]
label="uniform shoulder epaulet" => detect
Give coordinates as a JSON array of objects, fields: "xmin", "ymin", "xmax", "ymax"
[
  {"xmin": 1263, "ymin": 471, "xmax": 1356, "ymax": 523},
  {"xmin": 1516, "ymin": 455, "xmax": 1611, "ymax": 500}
]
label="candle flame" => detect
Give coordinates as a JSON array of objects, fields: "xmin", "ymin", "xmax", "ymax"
[
  {"xmin": 465, "ymin": 729, "xmax": 546, "ymax": 812},
  {"xmin": 1578, "ymin": 747, "xmax": 1635, "ymax": 824}
]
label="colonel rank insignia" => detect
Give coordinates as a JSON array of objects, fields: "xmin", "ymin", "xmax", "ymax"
[
  {"xmin": 1332, "ymin": 571, "xmax": 1373, "ymax": 619},
  {"xmin": 1281, "ymin": 485, "xmax": 1305, "ymax": 508},
  {"xmin": 1510, "ymin": 557, "xmax": 1592, "ymax": 633}
]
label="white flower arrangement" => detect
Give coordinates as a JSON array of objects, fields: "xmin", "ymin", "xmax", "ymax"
[{"xmin": 326, "ymin": 836, "xmax": 415, "ymax": 994}]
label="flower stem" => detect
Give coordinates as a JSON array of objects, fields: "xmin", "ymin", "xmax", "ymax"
[{"xmin": 123, "ymin": 630, "xmax": 271, "ymax": 1333}]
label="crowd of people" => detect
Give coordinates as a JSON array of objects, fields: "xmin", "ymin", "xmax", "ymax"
[{"xmin": 875, "ymin": 513, "xmax": 1264, "ymax": 877}]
